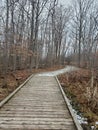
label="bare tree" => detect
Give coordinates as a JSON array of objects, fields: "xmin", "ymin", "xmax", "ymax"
[
  {"xmin": 72, "ymin": 0, "xmax": 94, "ymax": 66},
  {"xmin": 2, "ymin": 0, "xmax": 10, "ymax": 87}
]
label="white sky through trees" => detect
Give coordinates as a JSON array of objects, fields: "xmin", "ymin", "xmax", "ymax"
[
  {"xmin": 0, "ymin": 0, "xmax": 71, "ymax": 6},
  {"xmin": 59, "ymin": 0, "xmax": 71, "ymax": 6}
]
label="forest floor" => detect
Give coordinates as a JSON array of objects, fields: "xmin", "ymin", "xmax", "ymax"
[
  {"xmin": 58, "ymin": 69, "xmax": 98, "ymax": 130},
  {"xmin": 0, "ymin": 65, "xmax": 63, "ymax": 102}
]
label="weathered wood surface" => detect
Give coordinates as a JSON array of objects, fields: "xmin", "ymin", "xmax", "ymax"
[{"xmin": 0, "ymin": 75, "xmax": 77, "ymax": 130}]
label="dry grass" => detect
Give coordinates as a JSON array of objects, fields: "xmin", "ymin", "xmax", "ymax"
[{"xmin": 58, "ymin": 69, "xmax": 98, "ymax": 125}]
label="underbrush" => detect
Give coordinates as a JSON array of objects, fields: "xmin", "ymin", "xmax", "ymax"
[{"xmin": 58, "ymin": 69, "xmax": 98, "ymax": 129}]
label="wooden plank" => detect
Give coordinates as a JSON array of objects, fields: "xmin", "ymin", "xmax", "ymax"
[
  {"xmin": 0, "ymin": 114, "xmax": 70, "ymax": 118},
  {"xmin": 0, "ymin": 124, "xmax": 75, "ymax": 130},
  {"xmin": 4, "ymin": 100, "xmax": 65, "ymax": 104},
  {"xmin": 0, "ymin": 110, "xmax": 69, "ymax": 115},
  {"xmin": 0, "ymin": 117, "xmax": 73, "ymax": 122},
  {"xmin": 1, "ymin": 108, "xmax": 68, "ymax": 112}
]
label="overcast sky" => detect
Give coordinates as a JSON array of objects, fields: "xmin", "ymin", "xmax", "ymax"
[{"xmin": 59, "ymin": 0, "xmax": 72, "ymax": 6}]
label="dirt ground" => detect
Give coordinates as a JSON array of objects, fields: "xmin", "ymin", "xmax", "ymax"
[
  {"xmin": 0, "ymin": 65, "xmax": 64, "ymax": 102},
  {"xmin": 58, "ymin": 69, "xmax": 98, "ymax": 129}
]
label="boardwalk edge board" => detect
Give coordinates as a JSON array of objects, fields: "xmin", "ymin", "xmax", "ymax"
[
  {"xmin": 0, "ymin": 74, "xmax": 34, "ymax": 108},
  {"xmin": 55, "ymin": 76, "xmax": 83, "ymax": 130}
]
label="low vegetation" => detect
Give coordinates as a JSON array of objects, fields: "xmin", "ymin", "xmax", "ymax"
[{"xmin": 58, "ymin": 69, "xmax": 98, "ymax": 129}]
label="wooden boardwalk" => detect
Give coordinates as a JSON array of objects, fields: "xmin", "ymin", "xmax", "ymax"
[{"xmin": 0, "ymin": 74, "xmax": 82, "ymax": 130}]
